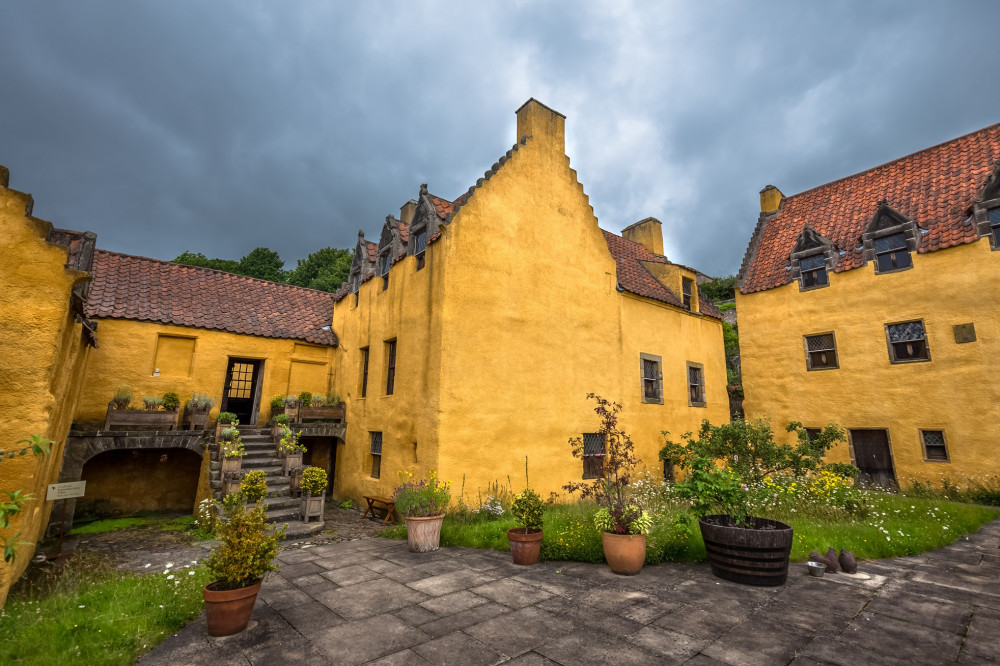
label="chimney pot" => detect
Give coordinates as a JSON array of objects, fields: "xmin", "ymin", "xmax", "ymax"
[
  {"xmin": 760, "ymin": 185, "xmax": 785, "ymax": 214},
  {"xmin": 621, "ymin": 217, "xmax": 664, "ymax": 256}
]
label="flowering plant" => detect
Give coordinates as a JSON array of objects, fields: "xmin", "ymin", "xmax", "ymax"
[
  {"xmin": 220, "ymin": 425, "xmax": 245, "ymax": 458},
  {"xmin": 278, "ymin": 427, "xmax": 306, "ymax": 455},
  {"xmin": 393, "ymin": 470, "xmax": 451, "ymax": 517},
  {"xmin": 565, "ymin": 394, "xmax": 649, "ymax": 535}
]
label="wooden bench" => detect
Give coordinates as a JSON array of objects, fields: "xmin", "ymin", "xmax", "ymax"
[{"xmin": 362, "ymin": 495, "xmax": 396, "ymax": 525}]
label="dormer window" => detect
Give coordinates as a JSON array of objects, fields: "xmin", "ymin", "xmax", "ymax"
[
  {"xmin": 989, "ymin": 207, "xmax": 1000, "ymax": 248},
  {"xmin": 681, "ymin": 278, "xmax": 693, "ymax": 310},
  {"xmin": 413, "ymin": 228, "xmax": 428, "ymax": 270},
  {"xmin": 377, "ymin": 251, "xmax": 390, "ymax": 290},
  {"xmin": 874, "ymin": 232, "xmax": 912, "ymax": 273},
  {"xmin": 799, "ymin": 254, "xmax": 828, "ymax": 288}
]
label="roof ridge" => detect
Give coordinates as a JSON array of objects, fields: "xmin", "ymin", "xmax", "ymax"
[
  {"xmin": 783, "ymin": 121, "xmax": 1000, "ymax": 202},
  {"xmin": 95, "ymin": 249, "xmax": 336, "ymax": 297}
]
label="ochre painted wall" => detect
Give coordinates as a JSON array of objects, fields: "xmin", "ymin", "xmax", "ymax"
[
  {"xmin": 330, "ymin": 102, "xmax": 728, "ymax": 505},
  {"xmin": 74, "ymin": 320, "xmax": 335, "ymax": 428},
  {"xmin": 738, "ymin": 239, "xmax": 1000, "ymax": 484},
  {"xmin": 77, "ymin": 448, "xmax": 201, "ymax": 518},
  {"xmin": 0, "ymin": 178, "xmax": 92, "ymax": 606}
]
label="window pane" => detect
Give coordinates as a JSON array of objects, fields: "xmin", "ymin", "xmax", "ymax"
[
  {"xmin": 802, "ymin": 267, "xmax": 828, "ymax": 287},
  {"xmin": 874, "ymin": 233, "xmax": 907, "ymax": 253},
  {"xmin": 988, "ymin": 207, "xmax": 1000, "ymax": 226},
  {"xmin": 892, "ymin": 339, "xmax": 928, "ymax": 360},
  {"xmin": 370, "ymin": 431, "xmax": 383, "ymax": 455},
  {"xmin": 887, "ymin": 321, "xmax": 925, "ymax": 343},
  {"xmin": 806, "ymin": 334, "xmax": 835, "ymax": 351},
  {"xmin": 371, "ymin": 454, "xmax": 381, "ymax": 478},
  {"xmin": 922, "ymin": 431, "xmax": 947, "ymax": 460},
  {"xmin": 414, "ymin": 231, "xmax": 427, "ymax": 254},
  {"xmin": 582, "ymin": 432, "xmax": 603, "ymax": 479},
  {"xmin": 800, "ymin": 254, "xmax": 825, "ymax": 271}
]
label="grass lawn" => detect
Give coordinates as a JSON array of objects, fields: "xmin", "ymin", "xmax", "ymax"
[
  {"xmin": 0, "ymin": 552, "xmax": 210, "ymax": 666},
  {"xmin": 380, "ymin": 492, "xmax": 998, "ymax": 565}
]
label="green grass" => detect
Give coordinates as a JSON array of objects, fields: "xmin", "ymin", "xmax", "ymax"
[
  {"xmin": 69, "ymin": 514, "xmax": 198, "ymax": 536},
  {"xmin": 381, "ymin": 493, "xmax": 998, "ymax": 565},
  {"xmin": 0, "ymin": 553, "xmax": 210, "ymax": 666}
]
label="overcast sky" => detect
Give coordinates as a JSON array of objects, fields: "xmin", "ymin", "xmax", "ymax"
[{"xmin": 3, "ymin": 1, "xmax": 998, "ymax": 277}]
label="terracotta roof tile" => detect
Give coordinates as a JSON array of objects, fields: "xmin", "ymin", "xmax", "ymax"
[
  {"xmin": 86, "ymin": 250, "xmax": 337, "ymax": 345},
  {"xmin": 742, "ymin": 122, "xmax": 1000, "ymax": 294},
  {"xmin": 365, "ymin": 241, "xmax": 377, "ymax": 263},
  {"xmin": 428, "ymin": 194, "xmax": 454, "ymax": 218},
  {"xmin": 602, "ymin": 230, "xmax": 722, "ymax": 319}
]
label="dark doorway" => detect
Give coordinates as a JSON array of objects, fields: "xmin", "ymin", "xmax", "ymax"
[
  {"xmin": 77, "ymin": 448, "xmax": 201, "ymax": 519},
  {"xmin": 849, "ymin": 429, "xmax": 897, "ymax": 488},
  {"xmin": 303, "ymin": 437, "xmax": 336, "ymax": 497},
  {"xmin": 220, "ymin": 358, "xmax": 262, "ymax": 424}
]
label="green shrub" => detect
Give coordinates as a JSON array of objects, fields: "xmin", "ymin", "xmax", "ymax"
[
  {"xmin": 278, "ymin": 427, "xmax": 306, "ymax": 454},
  {"xmin": 510, "ymin": 488, "xmax": 543, "ymax": 531},
  {"xmin": 162, "ymin": 391, "xmax": 180, "ymax": 411},
  {"xmin": 301, "ymin": 466, "xmax": 328, "ymax": 495},
  {"xmin": 241, "ymin": 470, "xmax": 269, "ymax": 502},
  {"xmin": 112, "ymin": 386, "xmax": 132, "ymax": 409},
  {"xmin": 142, "ymin": 396, "xmax": 164, "ymax": 410},
  {"xmin": 298, "ymin": 391, "xmax": 313, "ymax": 407},
  {"xmin": 394, "ymin": 470, "xmax": 451, "ymax": 517},
  {"xmin": 205, "ymin": 500, "xmax": 284, "ymax": 590},
  {"xmin": 273, "ymin": 413, "xmax": 290, "ymax": 426},
  {"xmin": 187, "ymin": 393, "xmax": 216, "ymax": 411},
  {"xmin": 269, "ymin": 394, "xmax": 285, "ymax": 409},
  {"xmin": 217, "ymin": 411, "xmax": 237, "ymax": 425}
]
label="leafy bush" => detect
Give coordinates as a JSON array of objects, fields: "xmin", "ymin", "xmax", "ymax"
[
  {"xmin": 241, "ymin": 470, "xmax": 269, "ymax": 502},
  {"xmin": 205, "ymin": 500, "xmax": 284, "ymax": 590},
  {"xmin": 196, "ymin": 498, "xmax": 216, "ymax": 535},
  {"xmin": 112, "ymin": 386, "xmax": 132, "ymax": 409},
  {"xmin": 269, "ymin": 394, "xmax": 285, "ymax": 409},
  {"xmin": 219, "ymin": 426, "xmax": 245, "ymax": 458},
  {"xmin": 217, "ymin": 411, "xmax": 237, "ymax": 425},
  {"xmin": 298, "ymin": 391, "xmax": 313, "ymax": 407},
  {"xmin": 162, "ymin": 392, "xmax": 180, "ymax": 411},
  {"xmin": 594, "ymin": 505, "xmax": 651, "ymax": 535},
  {"xmin": 394, "ymin": 470, "xmax": 451, "ymax": 517},
  {"xmin": 278, "ymin": 427, "xmax": 306, "ymax": 454},
  {"xmin": 273, "ymin": 413, "xmax": 290, "ymax": 426},
  {"xmin": 699, "ymin": 274, "xmax": 737, "ymax": 302},
  {"xmin": 510, "ymin": 489, "xmax": 543, "ymax": 531},
  {"xmin": 301, "ymin": 466, "xmax": 328, "ymax": 495},
  {"xmin": 142, "ymin": 396, "xmax": 164, "ymax": 410}
]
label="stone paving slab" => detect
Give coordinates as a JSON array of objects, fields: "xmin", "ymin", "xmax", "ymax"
[{"xmin": 141, "ymin": 520, "xmax": 1000, "ymax": 665}]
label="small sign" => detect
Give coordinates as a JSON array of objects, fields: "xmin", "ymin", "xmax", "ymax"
[{"xmin": 46, "ymin": 481, "xmax": 86, "ymax": 501}]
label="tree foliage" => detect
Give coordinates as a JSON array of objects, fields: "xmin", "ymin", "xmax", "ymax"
[
  {"xmin": 700, "ymin": 274, "xmax": 737, "ymax": 302},
  {"xmin": 286, "ymin": 247, "xmax": 353, "ymax": 291},
  {"xmin": 172, "ymin": 245, "xmax": 353, "ymax": 292},
  {"xmin": 237, "ymin": 247, "xmax": 286, "ymax": 282}
]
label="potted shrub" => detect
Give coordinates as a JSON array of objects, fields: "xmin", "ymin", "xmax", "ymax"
[
  {"xmin": 269, "ymin": 394, "xmax": 286, "ymax": 419},
  {"xmin": 661, "ymin": 419, "xmax": 857, "ymax": 586},
  {"xmin": 241, "ymin": 470, "xmax": 269, "ymax": 504},
  {"xmin": 271, "ymin": 413, "xmax": 290, "ymax": 439},
  {"xmin": 507, "ymin": 488, "xmax": 544, "ymax": 565},
  {"xmin": 566, "ymin": 394, "xmax": 652, "ymax": 575},
  {"xmin": 219, "ymin": 423, "xmax": 245, "ymax": 474},
  {"xmin": 394, "ymin": 470, "xmax": 451, "ymax": 552},
  {"xmin": 215, "ymin": 411, "xmax": 238, "ymax": 440},
  {"xmin": 162, "ymin": 392, "xmax": 181, "ymax": 413},
  {"xmin": 203, "ymin": 493, "xmax": 285, "ymax": 636},
  {"xmin": 184, "ymin": 393, "xmax": 216, "ymax": 430},
  {"xmin": 277, "ymin": 427, "xmax": 306, "ymax": 475},
  {"xmin": 300, "ymin": 466, "xmax": 327, "ymax": 522}
]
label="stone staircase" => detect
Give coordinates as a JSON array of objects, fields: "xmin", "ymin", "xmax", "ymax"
[{"xmin": 209, "ymin": 425, "xmax": 324, "ymax": 539}]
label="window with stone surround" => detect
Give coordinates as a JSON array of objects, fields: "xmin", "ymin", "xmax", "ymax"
[
  {"xmin": 799, "ymin": 254, "xmax": 829, "ymax": 289},
  {"xmin": 640, "ymin": 353, "xmax": 663, "ymax": 404},
  {"xmin": 804, "ymin": 333, "xmax": 838, "ymax": 370},
  {"xmin": 886, "ymin": 320, "xmax": 930, "ymax": 363},
  {"xmin": 687, "ymin": 362, "xmax": 706, "ymax": 407},
  {"xmin": 921, "ymin": 430, "xmax": 948, "ymax": 462},
  {"xmin": 369, "ymin": 431, "xmax": 383, "ymax": 478},
  {"xmin": 874, "ymin": 232, "xmax": 912, "ymax": 273}
]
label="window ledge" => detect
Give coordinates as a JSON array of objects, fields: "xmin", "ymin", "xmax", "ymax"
[
  {"xmin": 689, "ymin": 402, "xmax": 707, "ymax": 408},
  {"xmin": 641, "ymin": 398, "xmax": 664, "ymax": 405}
]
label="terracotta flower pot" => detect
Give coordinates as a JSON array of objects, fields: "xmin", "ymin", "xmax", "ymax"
[
  {"xmin": 405, "ymin": 514, "xmax": 445, "ymax": 552},
  {"xmin": 203, "ymin": 580, "xmax": 262, "ymax": 636},
  {"xmin": 507, "ymin": 528, "xmax": 543, "ymax": 565},
  {"xmin": 602, "ymin": 532, "xmax": 646, "ymax": 575}
]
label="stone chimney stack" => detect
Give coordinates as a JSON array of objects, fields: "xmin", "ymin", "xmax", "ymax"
[
  {"xmin": 760, "ymin": 185, "xmax": 785, "ymax": 214},
  {"xmin": 400, "ymin": 199, "xmax": 417, "ymax": 224},
  {"xmin": 621, "ymin": 217, "xmax": 664, "ymax": 256},
  {"xmin": 516, "ymin": 98, "xmax": 565, "ymax": 153}
]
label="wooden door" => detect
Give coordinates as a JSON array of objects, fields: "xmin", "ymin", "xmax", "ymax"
[
  {"xmin": 220, "ymin": 359, "xmax": 261, "ymax": 425},
  {"xmin": 849, "ymin": 429, "xmax": 897, "ymax": 488}
]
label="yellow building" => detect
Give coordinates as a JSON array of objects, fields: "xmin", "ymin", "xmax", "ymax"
[
  {"xmin": 0, "ymin": 166, "xmax": 96, "ymax": 606},
  {"xmin": 329, "ymin": 99, "xmax": 729, "ymax": 503},
  {"xmin": 737, "ymin": 123, "xmax": 1000, "ymax": 487}
]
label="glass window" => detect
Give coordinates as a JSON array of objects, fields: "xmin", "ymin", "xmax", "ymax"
[
  {"xmin": 582, "ymin": 432, "xmax": 603, "ymax": 479},
  {"xmin": 804, "ymin": 333, "xmax": 838, "ymax": 370},
  {"xmin": 874, "ymin": 233, "xmax": 912, "ymax": 272},
  {"xmin": 369, "ymin": 431, "xmax": 383, "ymax": 478},
  {"xmin": 687, "ymin": 363, "xmax": 706, "ymax": 407},
  {"xmin": 414, "ymin": 229, "xmax": 428, "ymax": 270},
  {"xmin": 682, "ymin": 278, "xmax": 694, "ymax": 309},
  {"xmin": 360, "ymin": 347, "xmax": 369, "ymax": 398},
  {"xmin": 921, "ymin": 430, "xmax": 948, "ymax": 461},
  {"xmin": 385, "ymin": 340, "xmax": 396, "ymax": 395},
  {"xmin": 640, "ymin": 354, "xmax": 662, "ymax": 404},
  {"xmin": 886, "ymin": 321, "xmax": 930, "ymax": 362},
  {"xmin": 989, "ymin": 207, "xmax": 1000, "ymax": 248},
  {"xmin": 378, "ymin": 252, "xmax": 390, "ymax": 290},
  {"xmin": 799, "ymin": 253, "xmax": 829, "ymax": 289}
]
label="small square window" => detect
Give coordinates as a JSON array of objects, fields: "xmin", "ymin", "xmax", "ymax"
[
  {"xmin": 369, "ymin": 431, "xmax": 383, "ymax": 478},
  {"xmin": 804, "ymin": 428, "xmax": 822, "ymax": 442},
  {"xmin": 582, "ymin": 432, "xmax": 603, "ymax": 479},
  {"xmin": 682, "ymin": 278, "xmax": 694, "ymax": 310},
  {"xmin": 989, "ymin": 207, "xmax": 1000, "ymax": 249},
  {"xmin": 799, "ymin": 253, "xmax": 829, "ymax": 289},
  {"xmin": 886, "ymin": 320, "xmax": 930, "ymax": 363},
  {"xmin": 804, "ymin": 333, "xmax": 838, "ymax": 370},
  {"xmin": 640, "ymin": 353, "xmax": 663, "ymax": 404},
  {"xmin": 921, "ymin": 430, "xmax": 948, "ymax": 462},
  {"xmin": 687, "ymin": 362, "xmax": 706, "ymax": 407},
  {"xmin": 874, "ymin": 232, "xmax": 912, "ymax": 273},
  {"xmin": 385, "ymin": 340, "xmax": 397, "ymax": 395}
]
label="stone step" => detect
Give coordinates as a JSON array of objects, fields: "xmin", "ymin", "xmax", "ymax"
[
  {"xmin": 243, "ymin": 453, "xmax": 280, "ymax": 464},
  {"xmin": 243, "ymin": 439, "xmax": 275, "ymax": 448},
  {"xmin": 243, "ymin": 463, "xmax": 283, "ymax": 474},
  {"xmin": 280, "ymin": 521, "xmax": 325, "ymax": 540},
  {"xmin": 266, "ymin": 506, "xmax": 299, "ymax": 522}
]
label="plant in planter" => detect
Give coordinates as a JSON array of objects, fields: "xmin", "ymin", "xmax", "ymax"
[
  {"xmin": 508, "ymin": 488, "xmax": 544, "ymax": 565},
  {"xmin": 241, "ymin": 470, "xmax": 269, "ymax": 503},
  {"xmin": 277, "ymin": 427, "xmax": 306, "ymax": 475},
  {"xmin": 566, "ymin": 394, "xmax": 651, "ymax": 575},
  {"xmin": 660, "ymin": 418, "xmax": 856, "ymax": 586},
  {"xmin": 183, "ymin": 393, "xmax": 215, "ymax": 429},
  {"xmin": 215, "ymin": 411, "xmax": 238, "ymax": 440},
  {"xmin": 269, "ymin": 394, "xmax": 286, "ymax": 416},
  {"xmin": 162, "ymin": 392, "xmax": 180, "ymax": 412},
  {"xmin": 219, "ymin": 424, "xmax": 245, "ymax": 474},
  {"xmin": 112, "ymin": 385, "xmax": 133, "ymax": 409},
  {"xmin": 203, "ymin": 492, "xmax": 285, "ymax": 636},
  {"xmin": 142, "ymin": 395, "xmax": 164, "ymax": 410},
  {"xmin": 300, "ymin": 466, "xmax": 327, "ymax": 522},
  {"xmin": 298, "ymin": 391, "xmax": 313, "ymax": 407},
  {"xmin": 394, "ymin": 470, "xmax": 451, "ymax": 552}
]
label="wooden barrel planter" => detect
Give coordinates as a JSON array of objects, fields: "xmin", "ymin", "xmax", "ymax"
[{"xmin": 699, "ymin": 515, "xmax": 793, "ymax": 587}]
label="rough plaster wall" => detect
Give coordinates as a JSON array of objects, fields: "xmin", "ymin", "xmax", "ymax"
[
  {"xmin": 77, "ymin": 448, "xmax": 201, "ymax": 517},
  {"xmin": 738, "ymin": 239, "xmax": 1000, "ymax": 483}
]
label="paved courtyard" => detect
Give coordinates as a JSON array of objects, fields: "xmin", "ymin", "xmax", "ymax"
[{"xmin": 141, "ymin": 520, "xmax": 1000, "ymax": 665}]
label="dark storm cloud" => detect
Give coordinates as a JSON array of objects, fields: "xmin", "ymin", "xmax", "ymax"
[{"xmin": 2, "ymin": 1, "xmax": 998, "ymax": 277}]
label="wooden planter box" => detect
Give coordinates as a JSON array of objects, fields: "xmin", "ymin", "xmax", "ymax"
[
  {"xmin": 215, "ymin": 421, "xmax": 239, "ymax": 442},
  {"xmin": 290, "ymin": 403, "xmax": 345, "ymax": 424},
  {"xmin": 104, "ymin": 404, "xmax": 179, "ymax": 431},
  {"xmin": 699, "ymin": 515, "xmax": 793, "ymax": 587},
  {"xmin": 283, "ymin": 452, "xmax": 303, "ymax": 475},
  {"xmin": 222, "ymin": 474, "xmax": 243, "ymax": 496},
  {"xmin": 301, "ymin": 493, "xmax": 325, "ymax": 523},
  {"xmin": 289, "ymin": 468, "xmax": 302, "ymax": 497},
  {"xmin": 220, "ymin": 456, "xmax": 242, "ymax": 475},
  {"xmin": 182, "ymin": 409, "xmax": 210, "ymax": 430}
]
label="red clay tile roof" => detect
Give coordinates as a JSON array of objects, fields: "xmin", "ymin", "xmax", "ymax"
[
  {"xmin": 602, "ymin": 230, "xmax": 722, "ymax": 319},
  {"xmin": 86, "ymin": 250, "xmax": 337, "ymax": 345},
  {"xmin": 428, "ymin": 194, "xmax": 454, "ymax": 218},
  {"xmin": 364, "ymin": 241, "xmax": 377, "ymax": 263},
  {"xmin": 397, "ymin": 221, "xmax": 410, "ymax": 244},
  {"xmin": 741, "ymin": 122, "xmax": 1000, "ymax": 294}
]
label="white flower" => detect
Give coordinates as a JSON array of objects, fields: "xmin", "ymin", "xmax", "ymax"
[
  {"xmin": 78, "ymin": 605, "xmax": 85, "ymax": 609},
  {"xmin": 188, "ymin": 571, "xmax": 195, "ymax": 576},
  {"xmin": 165, "ymin": 563, "xmax": 173, "ymax": 568},
  {"xmin": 167, "ymin": 574, "xmax": 175, "ymax": 580},
  {"xmin": 144, "ymin": 564, "xmax": 151, "ymax": 568}
]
